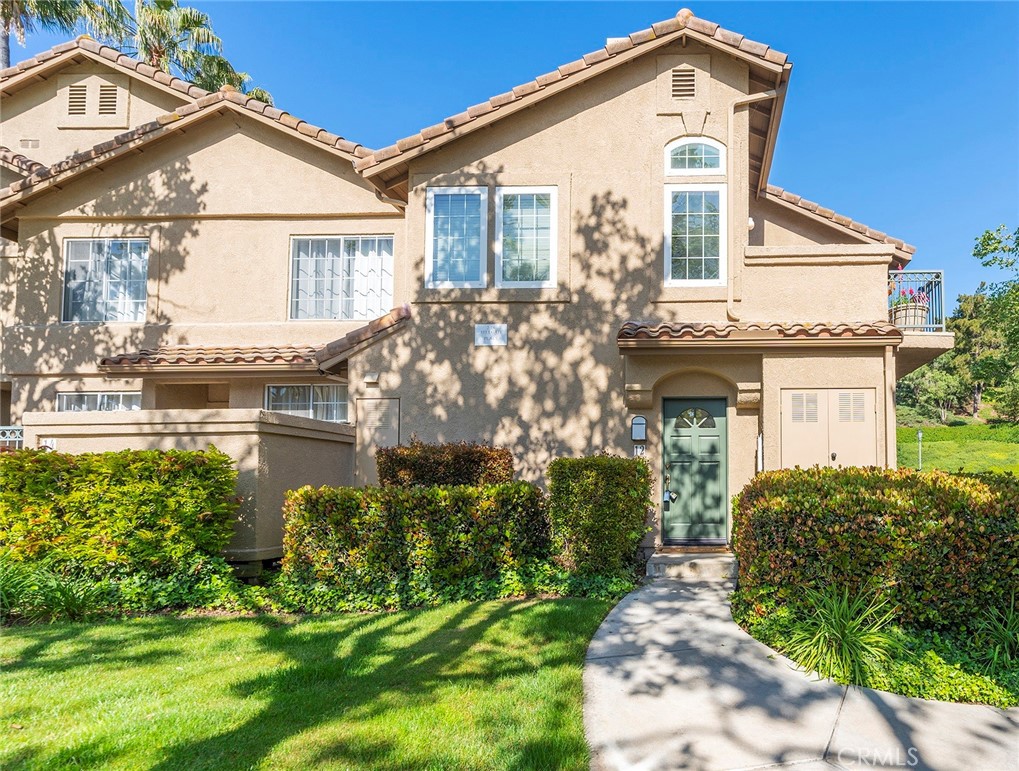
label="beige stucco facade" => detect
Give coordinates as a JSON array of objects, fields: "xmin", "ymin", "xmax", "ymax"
[{"xmin": 0, "ymin": 13, "xmax": 952, "ymax": 557}]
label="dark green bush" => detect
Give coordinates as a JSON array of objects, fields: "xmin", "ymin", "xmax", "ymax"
[
  {"xmin": 732, "ymin": 467, "xmax": 1019, "ymax": 628},
  {"xmin": 376, "ymin": 439, "xmax": 514, "ymax": 487},
  {"xmin": 547, "ymin": 455, "xmax": 652, "ymax": 575},
  {"xmin": 280, "ymin": 482, "xmax": 550, "ymax": 610},
  {"xmin": 0, "ymin": 448, "xmax": 240, "ymax": 614}
]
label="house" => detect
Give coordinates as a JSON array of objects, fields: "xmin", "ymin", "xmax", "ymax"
[{"xmin": 0, "ymin": 10, "xmax": 953, "ymax": 565}]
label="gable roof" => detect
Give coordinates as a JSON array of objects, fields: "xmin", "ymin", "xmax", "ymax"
[
  {"xmin": 761, "ymin": 184, "xmax": 916, "ymax": 258},
  {"xmin": 315, "ymin": 306, "xmax": 412, "ymax": 374},
  {"xmin": 0, "ymin": 36, "xmax": 207, "ymax": 102},
  {"xmin": 0, "ymin": 86, "xmax": 372, "ymax": 233},
  {"xmin": 356, "ymin": 8, "xmax": 792, "ymax": 200},
  {"xmin": 0, "ymin": 146, "xmax": 45, "ymax": 179}
]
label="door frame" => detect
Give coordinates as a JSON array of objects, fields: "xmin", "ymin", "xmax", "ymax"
[{"xmin": 661, "ymin": 396, "xmax": 730, "ymax": 546}]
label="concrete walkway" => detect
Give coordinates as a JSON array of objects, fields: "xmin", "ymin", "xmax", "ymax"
[{"xmin": 584, "ymin": 578, "xmax": 1019, "ymax": 771}]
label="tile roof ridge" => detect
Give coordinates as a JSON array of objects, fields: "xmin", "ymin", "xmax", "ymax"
[
  {"xmin": 355, "ymin": 8, "xmax": 789, "ymax": 172},
  {"xmin": 763, "ymin": 184, "xmax": 916, "ymax": 254}
]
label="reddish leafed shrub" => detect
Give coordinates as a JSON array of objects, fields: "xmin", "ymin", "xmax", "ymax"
[{"xmin": 376, "ymin": 439, "xmax": 513, "ymax": 487}]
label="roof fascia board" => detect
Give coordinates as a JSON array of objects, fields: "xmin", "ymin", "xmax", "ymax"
[
  {"xmin": 618, "ymin": 336, "xmax": 902, "ymax": 351},
  {"xmin": 755, "ymin": 75, "xmax": 790, "ymax": 193}
]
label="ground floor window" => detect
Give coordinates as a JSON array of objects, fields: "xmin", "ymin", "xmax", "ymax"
[
  {"xmin": 265, "ymin": 384, "xmax": 348, "ymax": 423},
  {"xmin": 56, "ymin": 391, "xmax": 142, "ymax": 412}
]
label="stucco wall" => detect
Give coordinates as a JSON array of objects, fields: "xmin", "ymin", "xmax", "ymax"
[
  {"xmin": 1, "ymin": 61, "xmax": 188, "ymax": 165},
  {"xmin": 20, "ymin": 408, "xmax": 355, "ymax": 560}
]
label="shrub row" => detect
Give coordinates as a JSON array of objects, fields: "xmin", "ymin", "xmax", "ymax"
[
  {"xmin": 732, "ymin": 467, "xmax": 1019, "ymax": 628},
  {"xmin": 0, "ymin": 448, "xmax": 239, "ymax": 608},
  {"xmin": 376, "ymin": 439, "xmax": 514, "ymax": 487},
  {"xmin": 280, "ymin": 482, "xmax": 549, "ymax": 610}
]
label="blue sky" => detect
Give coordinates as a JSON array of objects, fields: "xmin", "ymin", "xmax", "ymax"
[{"xmin": 19, "ymin": 2, "xmax": 1019, "ymax": 306}]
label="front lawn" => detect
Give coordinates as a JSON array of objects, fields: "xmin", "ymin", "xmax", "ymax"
[
  {"xmin": 0, "ymin": 598, "xmax": 610, "ymax": 770},
  {"xmin": 896, "ymin": 423, "xmax": 1019, "ymax": 473}
]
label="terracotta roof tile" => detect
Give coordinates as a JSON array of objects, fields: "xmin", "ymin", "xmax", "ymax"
[
  {"xmin": 764, "ymin": 184, "xmax": 916, "ymax": 254},
  {"xmin": 618, "ymin": 321, "xmax": 902, "ymax": 346},
  {"xmin": 356, "ymin": 9, "xmax": 791, "ymax": 173},
  {"xmin": 1, "ymin": 88, "xmax": 372, "ymax": 200},
  {"xmin": 315, "ymin": 306, "xmax": 412, "ymax": 369},
  {"xmin": 100, "ymin": 343, "xmax": 321, "ymax": 369},
  {"xmin": 0, "ymin": 146, "xmax": 45, "ymax": 176}
]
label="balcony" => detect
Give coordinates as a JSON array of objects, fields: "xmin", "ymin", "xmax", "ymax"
[
  {"xmin": 0, "ymin": 426, "xmax": 23, "ymax": 449},
  {"xmin": 888, "ymin": 270, "xmax": 954, "ymax": 375},
  {"xmin": 888, "ymin": 270, "xmax": 946, "ymax": 331}
]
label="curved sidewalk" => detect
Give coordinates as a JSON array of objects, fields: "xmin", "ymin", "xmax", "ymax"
[{"xmin": 584, "ymin": 579, "xmax": 1019, "ymax": 771}]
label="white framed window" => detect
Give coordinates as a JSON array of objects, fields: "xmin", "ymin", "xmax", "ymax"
[
  {"xmin": 494, "ymin": 186, "xmax": 557, "ymax": 288},
  {"xmin": 62, "ymin": 238, "xmax": 148, "ymax": 323},
  {"xmin": 664, "ymin": 183, "xmax": 727, "ymax": 286},
  {"xmin": 290, "ymin": 235, "xmax": 394, "ymax": 320},
  {"xmin": 56, "ymin": 391, "xmax": 141, "ymax": 412},
  {"xmin": 425, "ymin": 187, "xmax": 488, "ymax": 288},
  {"xmin": 664, "ymin": 137, "xmax": 725, "ymax": 176},
  {"xmin": 265, "ymin": 384, "xmax": 348, "ymax": 423}
]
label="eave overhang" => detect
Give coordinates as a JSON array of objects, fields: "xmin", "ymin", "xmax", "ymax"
[{"xmin": 618, "ymin": 321, "xmax": 903, "ymax": 353}]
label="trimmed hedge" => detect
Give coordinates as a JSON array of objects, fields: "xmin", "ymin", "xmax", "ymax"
[
  {"xmin": 376, "ymin": 440, "xmax": 513, "ymax": 487},
  {"xmin": 280, "ymin": 482, "xmax": 549, "ymax": 610},
  {"xmin": 547, "ymin": 455, "xmax": 652, "ymax": 575},
  {"xmin": 732, "ymin": 467, "xmax": 1019, "ymax": 628},
  {"xmin": 0, "ymin": 448, "xmax": 238, "ymax": 580}
]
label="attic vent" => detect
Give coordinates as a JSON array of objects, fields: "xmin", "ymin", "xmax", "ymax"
[
  {"xmin": 98, "ymin": 84, "xmax": 119, "ymax": 115},
  {"xmin": 671, "ymin": 68, "xmax": 696, "ymax": 100},
  {"xmin": 67, "ymin": 84, "xmax": 88, "ymax": 115},
  {"xmin": 20, "ymin": 138, "xmax": 40, "ymax": 149}
]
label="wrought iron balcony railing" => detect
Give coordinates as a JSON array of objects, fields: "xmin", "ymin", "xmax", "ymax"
[
  {"xmin": 0, "ymin": 426, "xmax": 23, "ymax": 449},
  {"xmin": 888, "ymin": 270, "xmax": 946, "ymax": 332}
]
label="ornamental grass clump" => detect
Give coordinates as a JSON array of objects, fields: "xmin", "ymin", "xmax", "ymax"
[
  {"xmin": 976, "ymin": 594, "xmax": 1019, "ymax": 675},
  {"xmin": 784, "ymin": 586, "xmax": 898, "ymax": 686}
]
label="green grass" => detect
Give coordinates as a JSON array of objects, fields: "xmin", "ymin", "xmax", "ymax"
[
  {"xmin": 897, "ymin": 422, "xmax": 1019, "ymax": 473},
  {"xmin": 0, "ymin": 598, "xmax": 610, "ymax": 770}
]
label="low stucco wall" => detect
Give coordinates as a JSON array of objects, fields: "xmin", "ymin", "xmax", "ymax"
[{"xmin": 21, "ymin": 408, "xmax": 355, "ymax": 561}]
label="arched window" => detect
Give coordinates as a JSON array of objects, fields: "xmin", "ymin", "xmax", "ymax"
[{"xmin": 664, "ymin": 137, "xmax": 725, "ymax": 176}]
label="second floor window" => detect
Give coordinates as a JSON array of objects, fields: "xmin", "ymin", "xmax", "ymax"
[
  {"xmin": 63, "ymin": 238, "xmax": 148, "ymax": 323},
  {"xmin": 265, "ymin": 384, "xmax": 348, "ymax": 423},
  {"xmin": 290, "ymin": 236, "xmax": 394, "ymax": 320},
  {"xmin": 56, "ymin": 391, "xmax": 141, "ymax": 412},
  {"xmin": 495, "ymin": 187, "xmax": 557, "ymax": 288},
  {"xmin": 426, "ymin": 187, "xmax": 487, "ymax": 288},
  {"xmin": 665, "ymin": 184, "xmax": 727, "ymax": 286}
]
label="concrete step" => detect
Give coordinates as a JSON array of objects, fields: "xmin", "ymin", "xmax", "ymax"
[{"xmin": 646, "ymin": 552, "xmax": 736, "ymax": 580}]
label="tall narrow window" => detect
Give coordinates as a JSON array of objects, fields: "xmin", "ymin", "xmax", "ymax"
[
  {"xmin": 664, "ymin": 184, "xmax": 726, "ymax": 286},
  {"xmin": 290, "ymin": 235, "xmax": 394, "ymax": 320},
  {"xmin": 425, "ymin": 187, "xmax": 487, "ymax": 288},
  {"xmin": 63, "ymin": 238, "xmax": 148, "ymax": 322},
  {"xmin": 265, "ymin": 384, "xmax": 348, "ymax": 422},
  {"xmin": 495, "ymin": 186, "xmax": 556, "ymax": 288}
]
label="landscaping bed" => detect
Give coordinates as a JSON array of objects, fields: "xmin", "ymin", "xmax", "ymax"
[
  {"xmin": 730, "ymin": 467, "xmax": 1019, "ymax": 707},
  {"xmin": 0, "ymin": 598, "xmax": 609, "ymax": 770}
]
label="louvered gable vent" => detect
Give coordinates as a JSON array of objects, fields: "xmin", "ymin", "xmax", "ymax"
[
  {"xmin": 671, "ymin": 68, "xmax": 696, "ymax": 100},
  {"xmin": 98, "ymin": 84, "xmax": 119, "ymax": 115},
  {"xmin": 67, "ymin": 84, "xmax": 88, "ymax": 115}
]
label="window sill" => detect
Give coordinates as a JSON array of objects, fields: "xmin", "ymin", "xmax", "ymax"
[
  {"xmin": 653, "ymin": 286, "xmax": 728, "ymax": 303},
  {"xmin": 414, "ymin": 286, "xmax": 571, "ymax": 304}
]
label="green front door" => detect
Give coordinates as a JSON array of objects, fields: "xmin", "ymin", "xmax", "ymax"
[{"xmin": 663, "ymin": 398, "xmax": 728, "ymax": 544}]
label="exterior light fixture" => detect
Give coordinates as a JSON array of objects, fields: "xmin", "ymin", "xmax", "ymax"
[{"xmin": 631, "ymin": 415, "xmax": 647, "ymax": 442}]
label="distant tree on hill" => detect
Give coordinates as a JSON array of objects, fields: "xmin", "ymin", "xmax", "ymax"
[{"xmin": 945, "ymin": 290, "xmax": 1011, "ymax": 416}]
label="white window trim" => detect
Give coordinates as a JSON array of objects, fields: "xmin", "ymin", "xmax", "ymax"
[
  {"xmin": 287, "ymin": 234, "xmax": 395, "ymax": 322},
  {"xmin": 664, "ymin": 136, "xmax": 726, "ymax": 177},
  {"xmin": 263, "ymin": 383, "xmax": 350, "ymax": 424},
  {"xmin": 425, "ymin": 186, "xmax": 488, "ymax": 289},
  {"xmin": 61, "ymin": 236, "xmax": 149, "ymax": 324},
  {"xmin": 664, "ymin": 182, "xmax": 728, "ymax": 288},
  {"xmin": 494, "ymin": 185, "xmax": 558, "ymax": 289},
  {"xmin": 56, "ymin": 391, "xmax": 142, "ymax": 411}
]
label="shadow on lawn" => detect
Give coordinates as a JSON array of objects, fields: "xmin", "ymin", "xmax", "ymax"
[{"xmin": 143, "ymin": 600, "xmax": 592, "ymax": 770}]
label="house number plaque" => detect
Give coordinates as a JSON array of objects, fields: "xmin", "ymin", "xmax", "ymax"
[{"xmin": 474, "ymin": 324, "xmax": 508, "ymax": 346}]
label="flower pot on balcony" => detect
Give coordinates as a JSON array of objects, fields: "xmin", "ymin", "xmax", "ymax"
[{"xmin": 891, "ymin": 302, "xmax": 929, "ymax": 328}]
